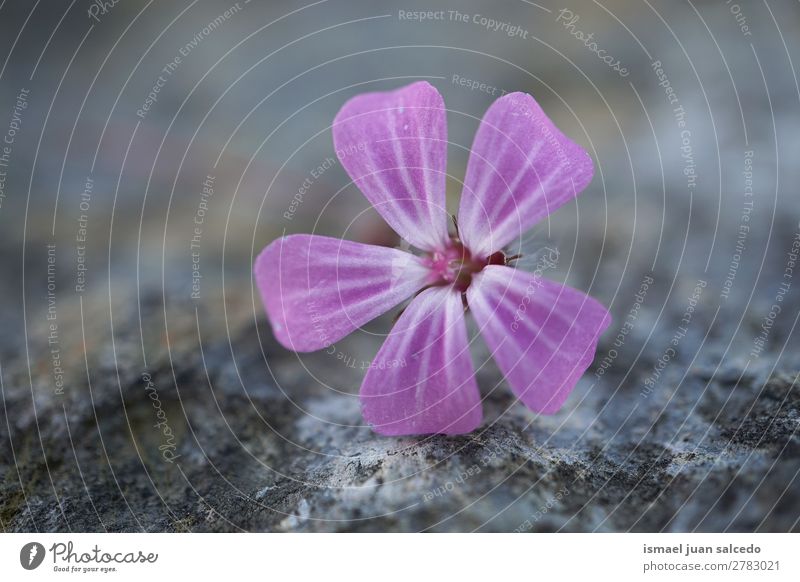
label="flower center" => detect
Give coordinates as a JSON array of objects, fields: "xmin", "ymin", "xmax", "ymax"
[{"xmin": 426, "ymin": 240, "xmax": 506, "ymax": 292}]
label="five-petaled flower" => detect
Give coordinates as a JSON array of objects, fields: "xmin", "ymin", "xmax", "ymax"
[{"xmin": 255, "ymin": 81, "xmax": 611, "ymax": 436}]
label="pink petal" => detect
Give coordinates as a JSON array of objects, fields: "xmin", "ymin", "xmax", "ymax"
[
  {"xmin": 360, "ymin": 287, "xmax": 482, "ymax": 436},
  {"xmin": 467, "ymin": 266, "xmax": 611, "ymax": 414},
  {"xmin": 457, "ymin": 93, "xmax": 595, "ymax": 257},
  {"xmin": 254, "ymin": 234, "xmax": 432, "ymax": 352},
  {"xmin": 332, "ymin": 81, "xmax": 449, "ymax": 252}
]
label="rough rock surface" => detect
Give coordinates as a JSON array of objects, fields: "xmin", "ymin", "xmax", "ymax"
[{"xmin": 1, "ymin": 274, "xmax": 798, "ymax": 532}]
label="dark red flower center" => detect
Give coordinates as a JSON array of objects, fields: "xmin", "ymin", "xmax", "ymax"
[{"xmin": 426, "ymin": 240, "xmax": 507, "ymax": 293}]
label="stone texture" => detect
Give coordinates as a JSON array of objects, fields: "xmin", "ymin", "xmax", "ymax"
[{"xmin": 1, "ymin": 273, "xmax": 798, "ymax": 532}]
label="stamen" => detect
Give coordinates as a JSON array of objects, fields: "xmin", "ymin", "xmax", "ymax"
[
  {"xmin": 420, "ymin": 240, "xmax": 522, "ymax": 304},
  {"xmin": 451, "ymin": 214, "xmax": 460, "ymax": 240}
]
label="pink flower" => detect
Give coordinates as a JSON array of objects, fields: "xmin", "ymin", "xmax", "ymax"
[{"xmin": 254, "ymin": 81, "xmax": 611, "ymax": 436}]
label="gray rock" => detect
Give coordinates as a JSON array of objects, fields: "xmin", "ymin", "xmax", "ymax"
[{"xmin": 1, "ymin": 275, "xmax": 797, "ymax": 531}]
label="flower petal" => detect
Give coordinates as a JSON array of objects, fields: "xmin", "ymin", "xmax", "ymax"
[
  {"xmin": 360, "ymin": 287, "xmax": 482, "ymax": 435},
  {"xmin": 332, "ymin": 81, "xmax": 449, "ymax": 251},
  {"xmin": 467, "ymin": 266, "xmax": 611, "ymax": 414},
  {"xmin": 457, "ymin": 93, "xmax": 594, "ymax": 257},
  {"xmin": 254, "ymin": 234, "xmax": 432, "ymax": 352}
]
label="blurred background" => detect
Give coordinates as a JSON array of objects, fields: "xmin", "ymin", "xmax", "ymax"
[{"xmin": 0, "ymin": 0, "xmax": 798, "ymax": 532}]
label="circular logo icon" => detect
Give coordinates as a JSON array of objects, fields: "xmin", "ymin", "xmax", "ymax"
[{"xmin": 20, "ymin": 542, "xmax": 45, "ymax": 570}]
